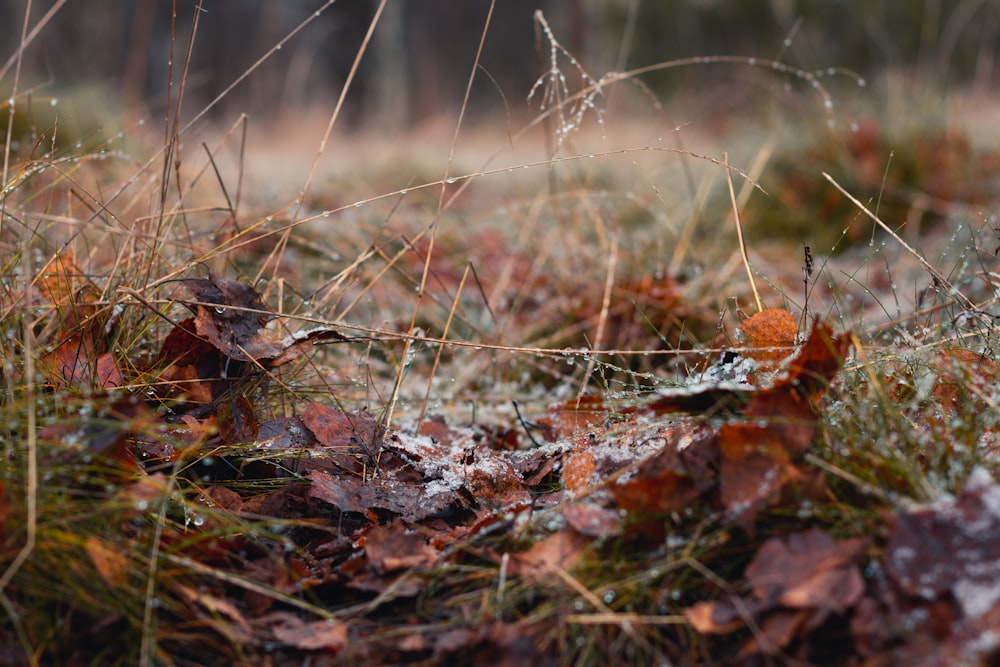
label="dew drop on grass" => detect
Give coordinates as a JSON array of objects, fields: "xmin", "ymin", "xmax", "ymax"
[
  {"xmin": 748, "ymin": 57, "xmax": 757, "ymax": 65},
  {"xmin": 49, "ymin": 98, "xmax": 58, "ymax": 107},
  {"xmin": 858, "ymin": 78, "xmax": 867, "ymax": 87},
  {"xmin": 354, "ymin": 202, "xmax": 362, "ymax": 208},
  {"xmin": 399, "ymin": 189, "xmax": 408, "ymax": 195},
  {"xmin": 446, "ymin": 177, "xmax": 457, "ymax": 184},
  {"xmin": 603, "ymin": 590, "xmax": 616, "ymax": 604}
]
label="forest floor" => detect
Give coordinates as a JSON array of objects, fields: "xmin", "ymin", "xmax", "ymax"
[{"xmin": 4, "ymin": 20, "xmax": 1000, "ymax": 666}]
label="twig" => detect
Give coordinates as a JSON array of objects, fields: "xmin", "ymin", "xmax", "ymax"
[
  {"xmin": 578, "ymin": 235, "xmax": 618, "ymax": 398},
  {"xmin": 385, "ymin": 0, "xmax": 496, "ymax": 431},
  {"xmin": 822, "ymin": 172, "xmax": 975, "ymax": 312},
  {"xmin": 726, "ymin": 152, "xmax": 762, "ymax": 312},
  {"xmin": 0, "ymin": 233, "xmax": 38, "ymax": 593}
]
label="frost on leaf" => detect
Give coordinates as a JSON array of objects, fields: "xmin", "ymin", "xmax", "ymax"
[
  {"xmin": 886, "ymin": 467, "xmax": 1000, "ymax": 618},
  {"xmin": 739, "ymin": 307, "xmax": 799, "ymax": 372}
]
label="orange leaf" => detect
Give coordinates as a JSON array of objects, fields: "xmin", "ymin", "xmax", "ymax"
[{"xmin": 740, "ymin": 308, "xmax": 798, "ymax": 371}]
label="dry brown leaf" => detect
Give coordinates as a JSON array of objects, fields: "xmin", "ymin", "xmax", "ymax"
[
  {"xmin": 85, "ymin": 536, "xmax": 129, "ymax": 588},
  {"xmin": 541, "ymin": 395, "xmax": 608, "ymax": 440},
  {"xmin": 260, "ymin": 611, "xmax": 348, "ymax": 653},
  {"xmin": 718, "ymin": 423, "xmax": 797, "ymax": 526},
  {"xmin": 508, "ymin": 530, "xmax": 587, "ymax": 583},
  {"xmin": 363, "ymin": 520, "xmax": 439, "ymax": 574},
  {"xmin": 37, "ymin": 250, "xmax": 87, "ymax": 306},
  {"xmin": 686, "ymin": 528, "xmax": 867, "ymax": 656}
]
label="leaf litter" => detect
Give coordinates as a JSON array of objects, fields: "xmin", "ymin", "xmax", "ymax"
[
  {"xmin": 16, "ymin": 201, "xmax": 1000, "ymax": 667},
  {"xmin": 10, "ymin": 132, "xmax": 1000, "ymax": 664}
]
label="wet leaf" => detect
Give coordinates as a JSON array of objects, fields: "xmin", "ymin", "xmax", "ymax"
[
  {"xmin": 301, "ymin": 402, "xmax": 383, "ymax": 458},
  {"xmin": 180, "ymin": 273, "xmax": 274, "ymax": 362},
  {"xmin": 179, "ymin": 274, "xmax": 349, "ymax": 366}
]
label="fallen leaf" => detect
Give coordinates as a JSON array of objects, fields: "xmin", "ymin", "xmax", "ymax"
[
  {"xmin": 302, "ymin": 402, "xmax": 383, "ymax": 458},
  {"xmin": 685, "ymin": 598, "xmax": 764, "ymax": 634},
  {"xmin": 259, "ymin": 611, "xmax": 347, "ymax": 653},
  {"xmin": 740, "ymin": 308, "xmax": 799, "ymax": 372},
  {"xmin": 178, "ymin": 274, "xmax": 349, "ymax": 366},
  {"xmin": 181, "ymin": 273, "xmax": 274, "ymax": 361},
  {"xmin": 37, "ymin": 250, "xmax": 87, "ymax": 306},
  {"xmin": 686, "ymin": 528, "xmax": 867, "ymax": 656},
  {"xmin": 540, "ymin": 395, "xmax": 608, "ymax": 440},
  {"xmin": 85, "ymin": 536, "xmax": 129, "ymax": 588},
  {"xmin": 745, "ymin": 528, "xmax": 866, "ymax": 611},
  {"xmin": 611, "ymin": 421, "xmax": 719, "ymax": 514},
  {"xmin": 718, "ymin": 423, "xmax": 798, "ymax": 526},
  {"xmin": 561, "ymin": 501, "xmax": 621, "ymax": 538},
  {"xmin": 363, "ymin": 519, "xmax": 439, "ymax": 574},
  {"xmin": 885, "ymin": 466, "xmax": 1000, "ymax": 619},
  {"xmin": 508, "ymin": 530, "xmax": 587, "ymax": 583}
]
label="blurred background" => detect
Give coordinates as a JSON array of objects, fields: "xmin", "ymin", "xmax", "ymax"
[{"xmin": 2, "ymin": 0, "xmax": 998, "ymax": 131}]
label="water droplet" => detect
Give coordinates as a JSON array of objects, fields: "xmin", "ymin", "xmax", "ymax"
[
  {"xmin": 824, "ymin": 99, "xmax": 833, "ymax": 109},
  {"xmin": 50, "ymin": 98, "xmax": 58, "ymax": 107},
  {"xmin": 603, "ymin": 590, "xmax": 616, "ymax": 604},
  {"xmin": 446, "ymin": 177, "xmax": 457, "ymax": 184},
  {"xmin": 214, "ymin": 306, "xmax": 226, "ymax": 314},
  {"xmin": 399, "ymin": 189, "xmax": 408, "ymax": 195},
  {"xmin": 355, "ymin": 202, "xmax": 363, "ymax": 208},
  {"xmin": 857, "ymin": 78, "xmax": 866, "ymax": 87}
]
